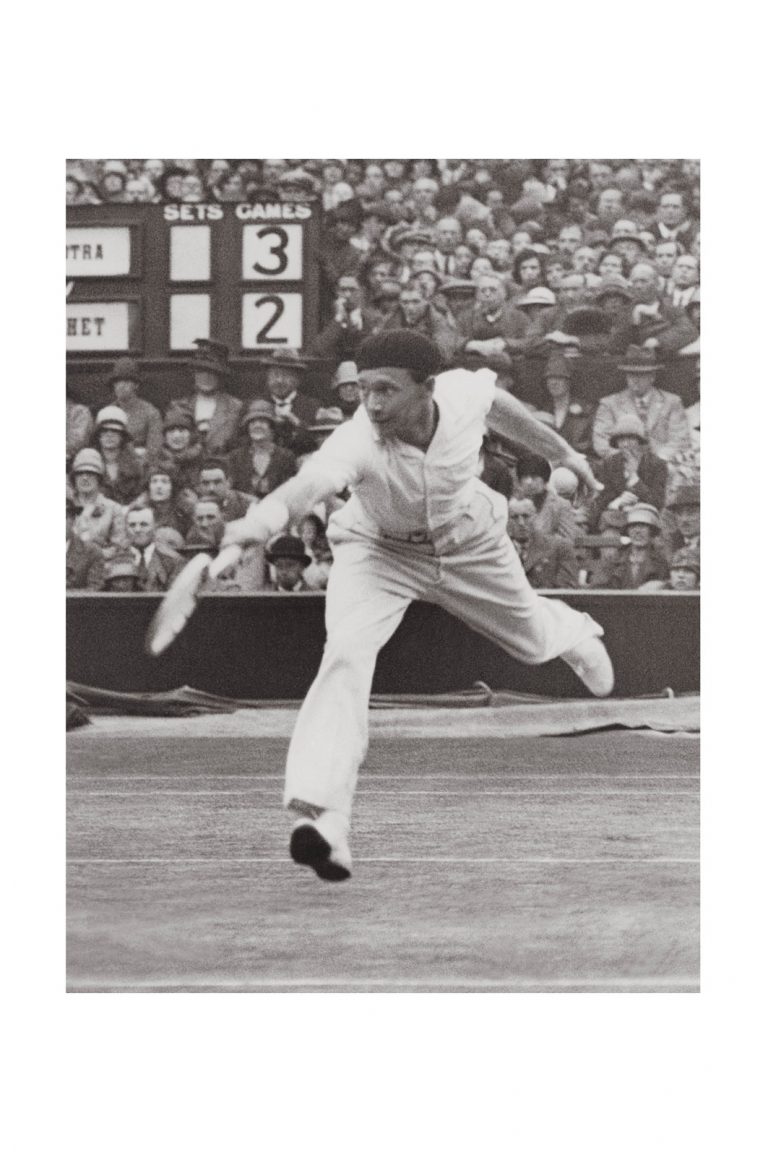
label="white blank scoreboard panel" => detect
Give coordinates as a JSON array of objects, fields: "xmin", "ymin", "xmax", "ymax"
[
  {"xmin": 170, "ymin": 226, "xmax": 211, "ymax": 281},
  {"xmin": 241, "ymin": 293, "xmax": 303, "ymax": 348},
  {"xmin": 241, "ymin": 224, "xmax": 303, "ymax": 280},
  {"xmin": 169, "ymin": 295, "xmax": 211, "ymax": 349}
]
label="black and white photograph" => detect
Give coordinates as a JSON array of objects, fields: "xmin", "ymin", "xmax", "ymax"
[{"xmin": 65, "ymin": 156, "xmax": 701, "ymax": 993}]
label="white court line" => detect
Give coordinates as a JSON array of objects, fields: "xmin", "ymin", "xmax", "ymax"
[
  {"xmin": 69, "ymin": 773, "xmax": 700, "ymax": 781},
  {"xmin": 68, "ymin": 976, "xmax": 699, "ymax": 990},
  {"xmin": 68, "ymin": 856, "xmax": 698, "ymax": 865},
  {"xmin": 70, "ymin": 789, "xmax": 697, "ymax": 797}
]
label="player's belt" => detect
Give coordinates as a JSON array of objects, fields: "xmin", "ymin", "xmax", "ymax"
[{"xmin": 380, "ymin": 529, "xmax": 433, "ymax": 544}]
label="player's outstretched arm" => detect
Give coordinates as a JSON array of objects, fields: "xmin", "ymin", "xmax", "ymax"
[
  {"xmin": 221, "ymin": 468, "xmax": 343, "ymax": 549},
  {"xmin": 487, "ymin": 387, "xmax": 603, "ymax": 494}
]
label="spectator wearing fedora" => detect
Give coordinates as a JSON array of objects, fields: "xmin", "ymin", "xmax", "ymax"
[
  {"xmin": 507, "ymin": 497, "xmax": 579, "ymax": 589},
  {"xmin": 66, "ymin": 494, "xmax": 105, "ymax": 590},
  {"xmin": 514, "ymin": 453, "xmax": 578, "ymax": 542},
  {"xmin": 330, "ymin": 361, "xmax": 360, "ymax": 419},
  {"xmin": 154, "ymin": 407, "xmax": 204, "ymax": 497},
  {"xmin": 608, "ymin": 262, "xmax": 696, "ymax": 358},
  {"xmin": 266, "ymin": 535, "xmax": 313, "ymax": 592},
  {"xmin": 378, "ymin": 283, "xmax": 458, "ymax": 363},
  {"xmin": 69, "ymin": 448, "xmax": 127, "ymax": 559},
  {"xmin": 66, "ymin": 390, "xmax": 94, "ymax": 468},
  {"xmin": 590, "ymin": 414, "xmax": 669, "ymax": 529},
  {"xmin": 91, "ymin": 405, "xmax": 145, "ymax": 506},
  {"xmin": 591, "ymin": 503, "xmax": 669, "ymax": 589},
  {"xmin": 175, "ymin": 339, "xmax": 243, "ymax": 455},
  {"xmin": 662, "ymin": 485, "xmax": 700, "ymax": 562},
  {"xmin": 125, "ymin": 506, "xmax": 185, "ymax": 592},
  {"xmin": 228, "ymin": 399, "xmax": 297, "ymax": 499},
  {"xmin": 256, "ymin": 349, "xmax": 322, "ymax": 455},
  {"xmin": 532, "ymin": 355, "xmax": 594, "ymax": 456},
  {"xmin": 108, "ymin": 357, "xmax": 163, "ymax": 460},
  {"xmin": 592, "ymin": 345, "xmax": 691, "ymax": 462}
]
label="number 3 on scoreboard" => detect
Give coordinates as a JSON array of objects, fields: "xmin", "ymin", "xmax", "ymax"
[
  {"xmin": 242, "ymin": 293, "xmax": 303, "ymax": 349},
  {"xmin": 242, "ymin": 224, "xmax": 303, "ymax": 280}
]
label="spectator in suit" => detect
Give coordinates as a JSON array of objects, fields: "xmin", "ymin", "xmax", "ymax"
[
  {"xmin": 648, "ymin": 190, "xmax": 697, "ymax": 250},
  {"xmin": 590, "ymin": 414, "xmax": 669, "ymax": 528},
  {"xmin": 592, "ymin": 345, "xmax": 691, "ymax": 462},
  {"xmin": 257, "ymin": 349, "xmax": 322, "ymax": 455},
  {"xmin": 108, "ymin": 357, "xmax": 163, "ymax": 461},
  {"xmin": 309, "ymin": 274, "xmax": 381, "ymax": 364},
  {"xmin": 608, "ymin": 262, "xmax": 696, "ymax": 358},
  {"xmin": 125, "ymin": 506, "xmax": 185, "ymax": 591},
  {"xmin": 66, "ymin": 391, "xmax": 94, "ymax": 467},
  {"xmin": 432, "ymin": 217, "xmax": 464, "ymax": 276},
  {"xmin": 662, "ymin": 485, "xmax": 700, "ymax": 561},
  {"xmin": 456, "ymin": 274, "xmax": 531, "ymax": 375},
  {"xmin": 266, "ymin": 535, "xmax": 313, "ymax": 592},
  {"xmin": 69, "ymin": 448, "xmax": 127, "ymax": 559},
  {"xmin": 668, "ymin": 255, "xmax": 699, "ymax": 309},
  {"xmin": 591, "ymin": 503, "xmax": 669, "ymax": 589},
  {"xmin": 66, "ymin": 494, "xmax": 104, "ymax": 590},
  {"xmin": 185, "ymin": 499, "xmax": 226, "ymax": 551},
  {"xmin": 378, "ymin": 284, "xmax": 458, "ymax": 363},
  {"xmin": 92, "ymin": 406, "xmax": 145, "ymax": 506},
  {"xmin": 228, "ymin": 399, "xmax": 297, "ymax": 499},
  {"xmin": 507, "ymin": 497, "xmax": 578, "ymax": 589},
  {"xmin": 514, "ymin": 453, "xmax": 578, "ymax": 541},
  {"xmin": 176, "ymin": 339, "xmax": 243, "ymax": 455},
  {"xmin": 532, "ymin": 355, "xmax": 594, "ymax": 456},
  {"xmin": 197, "ymin": 457, "xmax": 254, "ymax": 521}
]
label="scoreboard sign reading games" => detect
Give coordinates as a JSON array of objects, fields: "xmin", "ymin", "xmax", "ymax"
[{"xmin": 66, "ymin": 203, "xmax": 321, "ymax": 359}]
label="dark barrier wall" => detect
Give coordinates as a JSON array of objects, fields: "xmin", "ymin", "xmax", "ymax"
[{"xmin": 67, "ymin": 592, "xmax": 699, "ymax": 699}]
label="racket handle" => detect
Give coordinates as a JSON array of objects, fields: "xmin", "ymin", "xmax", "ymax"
[{"xmin": 208, "ymin": 543, "xmax": 243, "ymax": 580}]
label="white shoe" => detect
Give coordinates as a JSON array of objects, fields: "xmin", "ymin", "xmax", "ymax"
[
  {"xmin": 561, "ymin": 637, "xmax": 615, "ymax": 697},
  {"xmin": 289, "ymin": 810, "xmax": 352, "ymax": 882}
]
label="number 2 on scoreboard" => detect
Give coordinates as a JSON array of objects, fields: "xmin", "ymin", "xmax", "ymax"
[{"xmin": 242, "ymin": 292, "xmax": 302, "ymax": 349}]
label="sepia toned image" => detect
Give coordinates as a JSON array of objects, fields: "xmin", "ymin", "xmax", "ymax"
[{"xmin": 66, "ymin": 158, "xmax": 700, "ymax": 992}]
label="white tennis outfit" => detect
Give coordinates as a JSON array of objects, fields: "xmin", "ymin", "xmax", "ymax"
[{"xmin": 284, "ymin": 368, "xmax": 602, "ymax": 818}]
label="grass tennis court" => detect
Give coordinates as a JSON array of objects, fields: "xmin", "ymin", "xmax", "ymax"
[{"xmin": 67, "ymin": 720, "xmax": 699, "ymax": 993}]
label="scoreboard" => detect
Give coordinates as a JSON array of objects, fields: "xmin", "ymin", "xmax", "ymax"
[{"xmin": 65, "ymin": 203, "xmax": 322, "ymax": 362}]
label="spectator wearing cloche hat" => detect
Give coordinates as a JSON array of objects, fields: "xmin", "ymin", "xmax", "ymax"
[
  {"xmin": 91, "ymin": 405, "xmax": 145, "ymax": 505},
  {"xmin": 591, "ymin": 503, "xmax": 669, "ymax": 589},
  {"xmin": 69, "ymin": 448, "xmax": 127, "ymax": 559},
  {"xmin": 109, "ymin": 357, "xmax": 163, "ymax": 460},
  {"xmin": 227, "ymin": 399, "xmax": 298, "ymax": 499},
  {"xmin": 592, "ymin": 344, "xmax": 691, "ymax": 462},
  {"xmin": 532, "ymin": 354, "xmax": 594, "ymax": 457},
  {"xmin": 330, "ymin": 361, "xmax": 361, "ymax": 419},
  {"xmin": 589, "ymin": 413, "xmax": 669, "ymax": 530},
  {"xmin": 175, "ymin": 338, "xmax": 243, "ymax": 455}
]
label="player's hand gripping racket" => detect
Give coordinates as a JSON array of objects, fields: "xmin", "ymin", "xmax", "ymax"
[{"xmin": 145, "ymin": 544, "xmax": 243, "ymax": 656}]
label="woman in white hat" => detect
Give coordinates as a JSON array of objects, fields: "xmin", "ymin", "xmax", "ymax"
[
  {"xmin": 68, "ymin": 448, "xmax": 128, "ymax": 559},
  {"xmin": 591, "ymin": 503, "xmax": 669, "ymax": 589}
]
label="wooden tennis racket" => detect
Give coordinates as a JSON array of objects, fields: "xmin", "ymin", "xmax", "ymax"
[{"xmin": 145, "ymin": 544, "xmax": 243, "ymax": 656}]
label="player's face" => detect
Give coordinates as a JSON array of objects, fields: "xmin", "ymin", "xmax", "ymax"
[
  {"xmin": 357, "ymin": 367, "xmax": 432, "ymax": 438},
  {"xmin": 127, "ymin": 510, "xmax": 155, "ymax": 549}
]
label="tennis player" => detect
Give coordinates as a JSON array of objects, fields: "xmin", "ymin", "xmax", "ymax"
[{"xmin": 221, "ymin": 330, "xmax": 614, "ymax": 881}]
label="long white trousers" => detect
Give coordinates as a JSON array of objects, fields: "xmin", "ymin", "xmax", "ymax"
[{"xmin": 284, "ymin": 493, "xmax": 602, "ymax": 818}]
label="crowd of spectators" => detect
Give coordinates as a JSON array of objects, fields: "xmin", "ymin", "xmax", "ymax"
[{"xmin": 67, "ymin": 159, "xmax": 700, "ymax": 594}]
